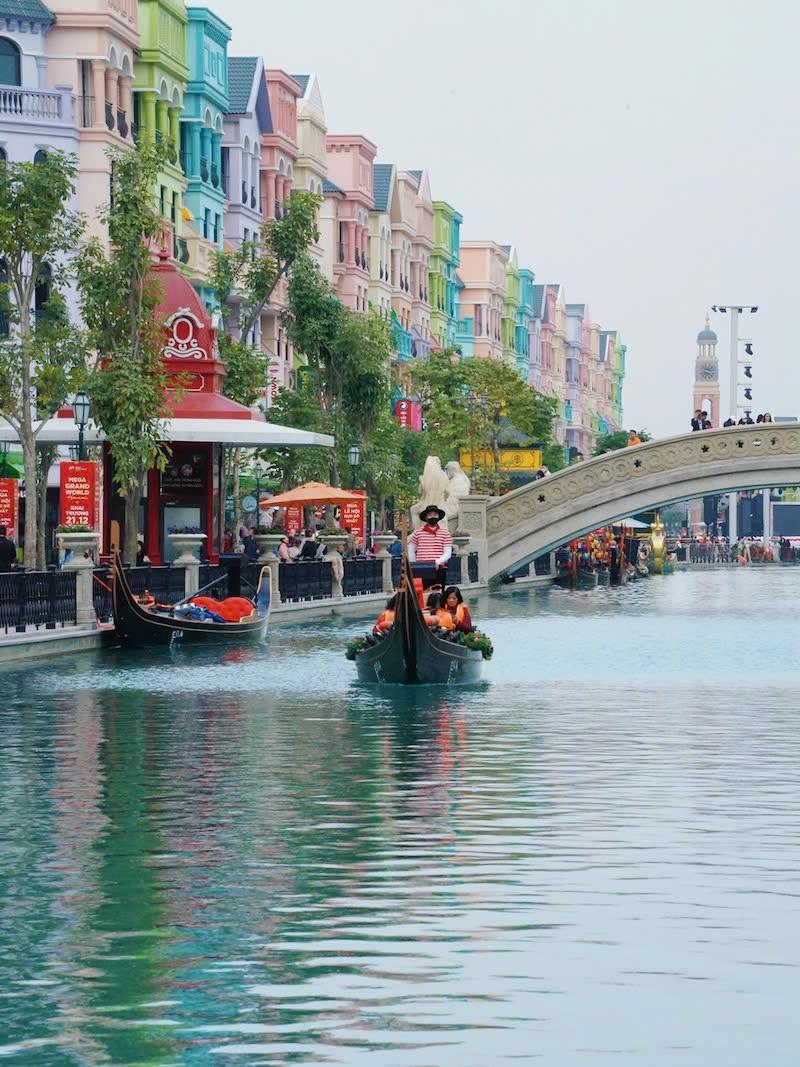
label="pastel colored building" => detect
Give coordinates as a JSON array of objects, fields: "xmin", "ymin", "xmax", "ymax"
[
  {"xmin": 292, "ymin": 73, "xmax": 327, "ymax": 271},
  {"xmin": 324, "ymin": 133, "xmax": 375, "ymax": 313},
  {"xmin": 501, "ymin": 245, "xmax": 520, "ymax": 366},
  {"xmin": 180, "ymin": 5, "xmax": 231, "ymax": 298},
  {"xmin": 517, "ymin": 267, "xmax": 536, "ymax": 381},
  {"xmin": 368, "ymin": 162, "xmax": 396, "ymax": 323},
  {"xmin": 458, "ymin": 241, "xmax": 508, "ymax": 361},
  {"xmin": 133, "ymin": 0, "xmax": 189, "ymax": 261},
  {"xmin": 429, "ymin": 199, "xmax": 462, "ymax": 350},
  {"xmin": 223, "ymin": 55, "xmax": 268, "ymax": 254},
  {"xmin": 45, "ymin": 0, "xmax": 135, "ymax": 241}
]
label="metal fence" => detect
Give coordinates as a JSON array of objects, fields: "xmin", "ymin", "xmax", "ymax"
[
  {"xmin": 278, "ymin": 561, "xmax": 332, "ymax": 602},
  {"xmin": 0, "ymin": 571, "xmax": 77, "ymax": 633},
  {"xmin": 93, "ymin": 567, "xmax": 113, "ymax": 623},
  {"xmin": 341, "ymin": 558, "xmax": 383, "ymax": 597},
  {"xmin": 125, "ymin": 565, "xmax": 186, "ymax": 604}
]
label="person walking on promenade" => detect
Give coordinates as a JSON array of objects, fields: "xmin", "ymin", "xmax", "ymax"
[{"xmin": 0, "ymin": 525, "xmax": 16, "ymax": 572}]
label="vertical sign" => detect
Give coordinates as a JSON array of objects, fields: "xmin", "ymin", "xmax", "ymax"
[
  {"xmin": 285, "ymin": 505, "xmax": 303, "ymax": 537},
  {"xmin": 395, "ymin": 398, "xmax": 422, "ymax": 430},
  {"xmin": 267, "ymin": 361, "xmax": 281, "ymax": 408},
  {"xmin": 59, "ymin": 461, "xmax": 98, "ymax": 528},
  {"xmin": 339, "ymin": 490, "xmax": 366, "ymax": 542},
  {"xmin": 0, "ymin": 478, "xmax": 19, "ymax": 540}
]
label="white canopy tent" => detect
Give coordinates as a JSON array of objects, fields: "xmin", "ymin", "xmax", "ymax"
[{"xmin": 0, "ymin": 417, "xmax": 334, "ymax": 449}]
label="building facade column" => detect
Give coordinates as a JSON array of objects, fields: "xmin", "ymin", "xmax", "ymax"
[
  {"xmin": 200, "ymin": 126, "xmax": 212, "ymax": 179},
  {"xmin": 189, "ymin": 123, "xmax": 201, "ymax": 178},
  {"xmin": 156, "ymin": 99, "xmax": 169, "ymax": 143},
  {"xmin": 211, "ymin": 132, "xmax": 222, "ymax": 187},
  {"xmin": 91, "ymin": 59, "xmax": 106, "ymax": 129},
  {"xmin": 274, "ymin": 176, "xmax": 284, "ymax": 215},
  {"xmin": 168, "ymin": 107, "xmax": 181, "ymax": 160},
  {"xmin": 119, "ymin": 75, "xmax": 132, "ymax": 123},
  {"xmin": 345, "ymin": 220, "xmax": 356, "ymax": 263},
  {"xmin": 141, "ymin": 91, "xmax": 156, "ymax": 144},
  {"xmin": 104, "ymin": 69, "xmax": 119, "ymax": 129}
]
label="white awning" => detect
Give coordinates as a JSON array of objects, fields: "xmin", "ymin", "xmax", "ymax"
[{"xmin": 0, "ymin": 417, "xmax": 333, "ymax": 449}]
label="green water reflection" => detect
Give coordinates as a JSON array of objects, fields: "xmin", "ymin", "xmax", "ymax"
[{"xmin": 3, "ymin": 569, "xmax": 800, "ymax": 1065}]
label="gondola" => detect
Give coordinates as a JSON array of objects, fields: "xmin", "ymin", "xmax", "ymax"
[
  {"xmin": 354, "ymin": 558, "xmax": 483, "ymax": 685},
  {"xmin": 111, "ymin": 552, "xmax": 270, "ymax": 648},
  {"xmin": 554, "ymin": 566, "xmax": 598, "ymax": 590}
]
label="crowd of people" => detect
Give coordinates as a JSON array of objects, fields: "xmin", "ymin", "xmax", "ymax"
[
  {"xmin": 692, "ymin": 410, "xmax": 774, "ymax": 430},
  {"xmin": 684, "ymin": 534, "xmax": 800, "ymax": 564},
  {"xmin": 373, "ymin": 584, "xmax": 473, "ymax": 635}
]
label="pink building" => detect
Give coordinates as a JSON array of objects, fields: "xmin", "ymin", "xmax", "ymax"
[
  {"xmin": 324, "ymin": 134, "xmax": 376, "ymax": 312},
  {"xmin": 259, "ymin": 69, "xmax": 301, "ymax": 389},
  {"xmin": 458, "ymin": 242, "xmax": 509, "ymax": 360}
]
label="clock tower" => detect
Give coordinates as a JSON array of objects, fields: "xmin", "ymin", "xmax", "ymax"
[{"xmin": 693, "ymin": 315, "xmax": 720, "ymax": 426}]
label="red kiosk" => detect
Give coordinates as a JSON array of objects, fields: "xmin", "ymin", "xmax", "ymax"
[{"xmin": 105, "ymin": 253, "xmax": 267, "ymax": 565}]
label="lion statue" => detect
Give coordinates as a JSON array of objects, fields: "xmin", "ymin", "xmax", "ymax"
[
  {"xmin": 410, "ymin": 456, "xmax": 450, "ymax": 529},
  {"xmin": 444, "ymin": 460, "xmax": 472, "ymax": 531}
]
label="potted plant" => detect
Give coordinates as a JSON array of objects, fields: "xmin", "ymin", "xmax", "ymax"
[
  {"xmin": 252, "ymin": 524, "xmax": 285, "ymax": 554},
  {"xmin": 166, "ymin": 526, "xmax": 206, "ymax": 564},
  {"xmin": 371, "ymin": 529, "xmax": 397, "ymax": 555},
  {"xmin": 56, "ymin": 524, "xmax": 101, "ymax": 564},
  {"xmin": 319, "ymin": 526, "xmax": 349, "ymax": 549}
]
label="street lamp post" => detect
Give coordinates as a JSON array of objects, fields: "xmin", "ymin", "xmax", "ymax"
[
  {"xmin": 72, "ymin": 390, "xmax": 91, "ymax": 462},
  {"xmin": 252, "ymin": 455, "xmax": 267, "ymax": 526},
  {"xmin": 348, "ymin": 442, "xmax": 361, "ymax": 490},
  {"xmin": 710, "ymin": 304, "xmax": 758, "ymax": 543}
]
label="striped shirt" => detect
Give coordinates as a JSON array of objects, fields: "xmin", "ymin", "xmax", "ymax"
[{"xmin": 409, "ymin": 524, "xmax": 452, "ymax": 563}]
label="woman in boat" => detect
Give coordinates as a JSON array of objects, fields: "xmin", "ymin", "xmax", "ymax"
[
  {"xmin": 373, "ymin": 594, "xmax": 398, "ymax": 635},
  {"xmin": 424, "ymin": 592, "xmax": 455, "ymax": 630},
  {"xmin": 442, "ymin": 586, "xmax": 473, "ymax": 632}
]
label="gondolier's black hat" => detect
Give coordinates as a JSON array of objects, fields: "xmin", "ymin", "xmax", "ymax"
[{"xmin": 421, "ymin": 504, "xmax": 446, "ymax": 523}]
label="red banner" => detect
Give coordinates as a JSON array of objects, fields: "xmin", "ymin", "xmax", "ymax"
[
  {"xmin": 396, "ymin": 398, "xmax": 422, "ymax": 430},
  {"xmin": 0, "ymin": 478, "xmax": 19, "ymax": 540},
  {"xmin": 285, "ymin": 505, "xmax": 303, "ymax": 537},
  {"xmin": 59, "ymin": 461, "xmax": 98, "ymax": 529},
  {"xmin": 340, "ymin": 490, "xmax": 366, "ymax": 542}
]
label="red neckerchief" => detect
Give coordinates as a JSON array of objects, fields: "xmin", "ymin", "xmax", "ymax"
[{"xmin": 423, "ymin": 523, "xmax": 439, "ymax": 534}]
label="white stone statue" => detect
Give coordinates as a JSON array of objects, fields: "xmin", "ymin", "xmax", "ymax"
[
  {"xmin": 410, "ymin": 456, "xmax": 450, "ymax": 529},
  {"xmin": 444, "ymin": 460, "xmax": 472, "ymax": 531}
]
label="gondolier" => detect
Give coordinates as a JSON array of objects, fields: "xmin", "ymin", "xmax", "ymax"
[{"xmin": 408, "ymin": 504, "xmax": 452, "ymax": 588}]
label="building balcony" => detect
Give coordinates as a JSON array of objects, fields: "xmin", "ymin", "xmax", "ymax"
[
  {"xmin": 1, "ymin": 85, "xmax": 73, "ymax": 125},
  {"xmin": 184, "ymin": 230, "xmax": 218, "ymax": 280},
  {"xmin": 392, "ymin": 319, "xmax": 413, "ymax": 362}
]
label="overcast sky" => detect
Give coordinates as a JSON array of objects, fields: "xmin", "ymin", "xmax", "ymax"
[{"xmin": 215, "ymin": 0, "xmax": 800, "ymax": 436}]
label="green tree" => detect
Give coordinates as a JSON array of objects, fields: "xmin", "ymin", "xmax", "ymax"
[
  {"xmin": 210, "ymin": 190, "xmax": 321, "ymax": 542},
  {"xmin": 0, "ymin": 151, "xmax": 85, "ymax": 568},
  {"xmin": 259, "ymin": 386, "xmax": 329, "ymax": 493},
  {"xmin": 593, "ymin": 429, "xmax": 651, "ymax": 455},
  {"xmin": 76, "ymin": 144, "xmax": 173, "ymax": 564},
  {"xmin": 285, "ymin": 256, "xmax": 392, "ymax": 487}
]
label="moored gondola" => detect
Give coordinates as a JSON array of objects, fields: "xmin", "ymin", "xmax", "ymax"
[
  {"xmin": 354, "ymin": 558, "xmax": 483, "ymax": 685},
  {"xmin": 111, "ymin": 553, "xmax": 270, "ymax": 648}
]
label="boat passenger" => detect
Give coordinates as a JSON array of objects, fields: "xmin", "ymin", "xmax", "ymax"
[
  {"xmin": 373, "ymin": 594, "xmax": 398, "ymax": 635},
  {"xmin": 442, "ymin": 586, "xmax": 473, "ymax": 632},
  {"xmin": 424, "ymin": 592, "xmax": 455, "ymax": 630}
]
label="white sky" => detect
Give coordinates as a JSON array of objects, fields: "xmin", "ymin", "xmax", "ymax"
[{"xmin": 214, "ymin": 0, "xmax": 800, "ymax": 436}]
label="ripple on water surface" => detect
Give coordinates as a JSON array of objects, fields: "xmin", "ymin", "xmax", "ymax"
[{"xmin": 1, "ymin": 568, "xmax": 800, "ymax": 1066}]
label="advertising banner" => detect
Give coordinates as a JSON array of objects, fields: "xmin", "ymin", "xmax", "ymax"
[
  {"xmin": 395, "ymin": 398, "xmax": 422, "ymax": 430},
  {"xmin": 0, "ymin": 478, "xmax": 19, "ymax": 539},
  {"xmin": 59, "ymin": 461, "xmax": 98, "ymax": 528},
  {"xmin": 339, "ymin": 490, "xmax": 366, "ymax": 541},
  {"xmin": 285, "ymin": 505, "xmax": 303, "ymax": 537}
]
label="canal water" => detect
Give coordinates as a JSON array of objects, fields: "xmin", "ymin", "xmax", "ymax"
[{"xmin": 2, "ymin": 568, "xmax": 800, "ymax": 1066}]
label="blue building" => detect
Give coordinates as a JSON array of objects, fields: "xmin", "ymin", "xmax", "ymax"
[{"xmin": 180, "ymin": 5, "xmax": 231, "ymax": 297}]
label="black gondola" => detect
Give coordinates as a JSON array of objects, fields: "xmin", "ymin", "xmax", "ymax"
[
  {"xmin": 354, "ymin": 557, "xmax": 483, "ymax": 685},
  {"xmin": 111, "ymin": 553, "xmax": 270, "ymax": 648}
]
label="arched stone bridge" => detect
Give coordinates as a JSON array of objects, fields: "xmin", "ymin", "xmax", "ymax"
[{"xmin": 457, "ymin": 424, "xmax": 800, "ymax": 580}]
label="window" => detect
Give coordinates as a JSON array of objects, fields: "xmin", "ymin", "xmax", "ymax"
[
  {"xmin": 203, "ymin": 209, "xmax": 210, "ymax": 240},
  {"xmin": 243, "ymin": 227, "xmax": 249, "ymax": 244},
  {"xmin": 0, "ymin": 147, "xmax": 6, "ymax": 163},
  {"xmin": 171, "ymin": 192, "xmax": 178, "ymax": 225},
  {"xmin": 0, "ymin": 38, "xmax": 21, "ymax": 88},
  {"xmin": 33, "ymin": 149, "xmax": 48, "ymax": 165},
  {"xmin": 159, "ymin": 185, "xmax": 167, "ymax": 216},
  {"xmin": 214, "ymin": 214, "xmax": 220, "ymax": 244}
]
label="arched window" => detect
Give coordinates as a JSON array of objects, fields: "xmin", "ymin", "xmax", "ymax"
[
  {"xmin": 0, "ymin": 38, "xmax": 21, "ymax": 88},
  {"xmin": 33, "ymin": 149, "xmax": 48, "ymax": 164},
  {"xmin": 0, "ymin": 146, "xmax": 6, "ymax": 163}
]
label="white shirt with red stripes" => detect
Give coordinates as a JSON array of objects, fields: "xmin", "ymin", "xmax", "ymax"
[{"xmin": 409, "ymin": 524, "xmax": 452, "ymax": 563}]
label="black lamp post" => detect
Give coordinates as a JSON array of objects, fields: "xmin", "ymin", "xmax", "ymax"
[
  {"xmin": 73, "ymin": 390, "xmax": 91, "ymax": 461},
  {"xmin": 348, "ymin": 442, "xmax": 361, "ymax": 489}
]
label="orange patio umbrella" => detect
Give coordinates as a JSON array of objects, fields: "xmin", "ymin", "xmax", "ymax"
[{"xmin": 259, "ymin": 481, "xmax": 364, "ymax": 509}]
